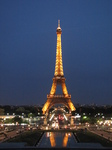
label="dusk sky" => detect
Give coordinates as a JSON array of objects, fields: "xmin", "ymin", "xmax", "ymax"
[{"xmin": 0, "ymin": 0, "xmax": 112, "ymax": 105}]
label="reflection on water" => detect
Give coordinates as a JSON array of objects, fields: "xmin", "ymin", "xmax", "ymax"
[
  {"xmin": 63, "ymin": 133, "xmax": 71, "ymax": 147},
  {"xmin": 49, "ymin": 132, "xmax": 56, "ymax": 147},
  {"xmin": 37, "ymin": 132, "xmax": 77, "ymax": 148}
]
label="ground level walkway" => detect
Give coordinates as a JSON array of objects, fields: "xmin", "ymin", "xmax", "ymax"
[{"xmin": 88, "ymin": 128, "xmax": 112, "ymax": 141}]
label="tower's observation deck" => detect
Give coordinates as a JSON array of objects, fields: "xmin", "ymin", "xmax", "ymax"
[{"xmin": 42, "ymin": 20, "xmax": 76, "ymax": 114}]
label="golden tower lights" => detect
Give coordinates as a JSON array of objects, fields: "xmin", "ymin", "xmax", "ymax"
[{"xmin": 42, "ymin": 20, "xmax": 76, "ymax": 114}]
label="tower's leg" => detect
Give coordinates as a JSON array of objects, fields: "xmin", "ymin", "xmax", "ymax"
[
  {"xmin": 61, "ymin": 82, "xmax": 69, "ymax": 96},
  {"xmin": 50, "ymin": 82, "xmax": 57, "ymax": 95},
  {"xmin": 44, "ymin": 117, "xmax": 47, "ymax": 125},
  {"xmin": 68, "ymin": 99, "xmax": 76, "ymax": 111},
  {"xmin": 42, "ymin": 100, "xmax": 51, "ymax": 114},
  {"xmin": 71, "ymin": 117, "xmax": 74, "ymax": 125}
]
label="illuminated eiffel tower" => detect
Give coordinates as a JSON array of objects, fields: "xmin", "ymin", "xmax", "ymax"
[{"xmin": 42, "ymin": 20, "xmax": 76, "ymax": 114}]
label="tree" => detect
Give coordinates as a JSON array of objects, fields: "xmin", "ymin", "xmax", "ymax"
[
  {"xmin": 28, "ymin": 113, "xmax": 34, "ymax": 118},
  {"xmin": 16, "ymin": 107, "xmax": 25, "ymax": 115},
  {"xmin": 4, "ymin": 119, "xmax": 12, "ymax": 123},
  {"xmin": 80, "ymin": 116, "xmax": 90, "ymax": 124},
  {"xmin": 0, "ymin": 108, "xmax": 4, "ymax": 115},
  {"xmin": 12, "ymin": 116, "xmax": 23, "ymax": 124},
  {"xmin": 89, "ymin": 117, "xmax": 97, "ymax": 124}
]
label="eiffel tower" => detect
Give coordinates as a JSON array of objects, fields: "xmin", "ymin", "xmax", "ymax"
[{"xmin": 42, "ymin": 20, "xmax": 76, "ymax": 114}]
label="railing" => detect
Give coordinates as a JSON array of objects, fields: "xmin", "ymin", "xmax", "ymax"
[{"xmin": 47, "ymin": 94, "xmax": 71, "ymax": 98}]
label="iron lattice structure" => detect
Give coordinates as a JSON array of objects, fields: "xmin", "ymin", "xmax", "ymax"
[{"xmin": 42, "ymin": 21, "xmax": 76, "ymax": 114}]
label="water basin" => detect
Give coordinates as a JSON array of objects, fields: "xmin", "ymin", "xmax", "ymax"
[{"xmin": 37, "ymin": 132, "xmax": 77, "ymax": 148}]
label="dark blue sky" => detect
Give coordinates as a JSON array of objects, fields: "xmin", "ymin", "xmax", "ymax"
[{"xmin": 0, "ymin": 0, "xmax": 112, "ymax": 105}]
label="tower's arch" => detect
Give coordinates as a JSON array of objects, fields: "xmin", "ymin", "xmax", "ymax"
[{"xmin": 45, "ymin": 100, "xmax": 70, "ymax": 114}]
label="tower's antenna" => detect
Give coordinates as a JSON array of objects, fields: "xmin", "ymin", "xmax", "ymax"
[{"xmin": 58, "ymin": 20, "xmax": 60, "ymax": 27}]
